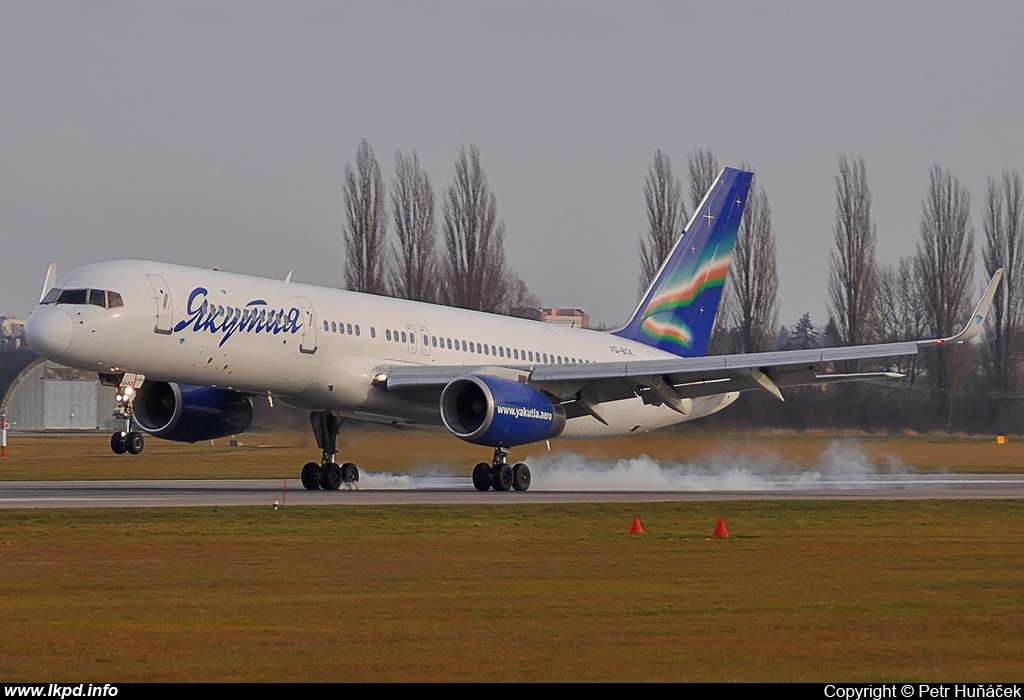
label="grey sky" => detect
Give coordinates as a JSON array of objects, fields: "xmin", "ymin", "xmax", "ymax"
[{"xmin": 2, "ymin": 2, "xmax": 1021, "ymax": 331}]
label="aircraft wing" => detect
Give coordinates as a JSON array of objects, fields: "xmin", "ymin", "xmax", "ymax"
[{"xmin": 380, "ymin": 270, "xmax": 1002, "ymax": 413}]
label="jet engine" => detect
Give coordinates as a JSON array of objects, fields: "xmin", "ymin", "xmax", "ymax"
[
  {"xmin": 439, "ymin": 374, "xmax": 565, "ymax": 447},
  {"xmin": 132, "ymin": 381, "xmax": 253, "ymax": 443}
]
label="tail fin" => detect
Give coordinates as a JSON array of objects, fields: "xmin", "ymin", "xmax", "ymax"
[{"xmin": 613, "ymin": 167, "xmax": 753, "ymax": 357}]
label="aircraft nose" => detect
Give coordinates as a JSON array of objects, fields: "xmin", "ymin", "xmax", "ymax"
[{"xmin": 26, "ymin": 306, "xmax": 74, "ymax": 359}]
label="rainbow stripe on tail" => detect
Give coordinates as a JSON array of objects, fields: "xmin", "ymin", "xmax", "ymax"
[{"xmin": 613, "ymin": 167, "xmax": 753, "ymax": 357}]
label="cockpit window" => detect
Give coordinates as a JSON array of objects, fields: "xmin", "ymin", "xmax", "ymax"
[
  {"xmin": 43, "ymin": 288, "xmax": 124, "ymax": 309},
  {"xmin": 56, "ymin": 289, "xmax": 88, "ymax": 305}
]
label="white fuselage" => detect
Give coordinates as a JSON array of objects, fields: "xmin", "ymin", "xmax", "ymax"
[{"xmin": 26, "ymin": 260, "xmax": 738, "ymax": 438}]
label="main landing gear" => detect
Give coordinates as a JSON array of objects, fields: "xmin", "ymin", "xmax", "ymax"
[
  {"xmin": 110, "ymin": 377, "xmax": 146, "ymax": 455},
  {"xmin": 473, "ymin": 447, "xmax": 531, "ymax": 492},
  {"xmin": 301, "ymin": 412, "xmax": 360, "ymax": 491}
]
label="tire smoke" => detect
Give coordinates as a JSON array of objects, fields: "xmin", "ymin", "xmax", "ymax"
[
  {"xmin": 355, "ymin": 442, "xmax": 918, "ymax": 491},
  {"xmin": 529, "ymin": 442, "xmax": 911, "ymax": 491}
]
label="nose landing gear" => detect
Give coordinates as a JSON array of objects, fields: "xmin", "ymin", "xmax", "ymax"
[{"xmin": 109, "ymin": 373, "xmax": 146, "ymax": 455}]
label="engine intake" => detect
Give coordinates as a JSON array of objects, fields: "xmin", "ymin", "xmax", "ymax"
[
  {"xmin": 440, "ymin": 374, "xmax": 565, "ymax": 447},
  {"xmin": 133, "ymin": 381, "xmax": 253, "ymax": 443}
]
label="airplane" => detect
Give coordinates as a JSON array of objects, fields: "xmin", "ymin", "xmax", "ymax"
[{"xmin": 24, "ymin": 167, "xmax": 1002, "ymax": 492}]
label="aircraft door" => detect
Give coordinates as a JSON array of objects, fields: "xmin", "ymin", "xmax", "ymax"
[
  {"xmin": 406, "ymin": 324, "xmax": 417, "ymax": 354},
  {"xmin": 146, "ymin": 274, "xmax": 173, "ymax": 335},
  {"xmin": 295, "ymin": 296, "xmax": 318, "ymax": 354},
  {"xmin": 420, "ymin": 326, "xmax": 431, "ymax": 356}
]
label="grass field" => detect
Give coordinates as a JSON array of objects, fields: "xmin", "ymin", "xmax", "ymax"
[
  {"xmin": 2, "ymin": 426, "xmax": 1024, "ymax": 480},
  {"xmin": 3, "ymin": 430, "xmax": 1024, "ymax": 681},
  {"xmin": 2, "ymin": 500, "xmax": 1023, "ymax": 681}
]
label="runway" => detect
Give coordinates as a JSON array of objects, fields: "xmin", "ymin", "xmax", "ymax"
[{"xmin": 4, "ymin": 473, "xmax": 1024, "ymax": 508}]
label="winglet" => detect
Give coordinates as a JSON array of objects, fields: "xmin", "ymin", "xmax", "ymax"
[
  {"xmin": 284, "ymin": 271, "xmax": 293, "ymax": 284},
  {"xmin": 38, "ymin": 263, "xmax": 56, "ymax": 303},
  {"xmin": 919, "ymin": 268, "xmax": 1003, "ymax": 348}
]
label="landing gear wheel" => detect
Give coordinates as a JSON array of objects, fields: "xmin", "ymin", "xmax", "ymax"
[
  {"xmin": 320, "ymin": 463, "xmax": 342, "ymax": 491},
  {"xmin": 110, "ymin": 431, "xmax": 127, "ymax": 455},
  {"xmin": 493, "ymin": 463, "xmax": 514, "ymax": 492},
  {"xmin": 512, "ymin": 463, "xmax": 531, "ymax": 492},
  {"xmin": 472, "ymin": 462, "xmax": 491, "ymax": 491},
  {"xmin": 341, "ymin": 462, "xmax": 359, "ymax": 485},
  {"xmin": 125, "ymin": 431, "xmax": 145, "ymax": 455},
  {"xmin": 301, "ymin": 461, "xmax": 320, "ymax": 490}
]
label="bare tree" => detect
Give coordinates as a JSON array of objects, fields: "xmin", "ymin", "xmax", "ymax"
[
  {"xmin": 876, "ymin": 257, "xmax": 928, "ymax": 384},
  {"xmin": 343, "ymin": 139, "xmax": 389, "ymax": 295},
  {"xmin": 390, "ymin": 150, "xmax": 437, "ymax": 302},
  {"xmin": 983, "ymin": 169, "xmax": 1024, "ymax": 391},
  {"xmin": 828, "ymin": 157, "xmax": 878, "ymax": 353},
  {"xmin": 638, "ymin": 150, "xmax": 685, "ymax": 293},
  {"xmin": 727, "ymin": 176, "xmax": 779, "ymax": 352},
  {"xmin": 502, "ymin": 270, "xmax": 541, "ymax": 317},
  {"xmin": 441, "ymin": 145, "xmax": 508, "ymax": 312},
  {"xmin": 687, "ymin": 148, "xmax": 720, "ymax": 211},
  {"xmin": 916, "ymin": 165, "xmax": 975, "ymax": 421}
]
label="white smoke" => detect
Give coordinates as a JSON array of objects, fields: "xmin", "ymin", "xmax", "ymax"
[
  {"xmin": 355, "ymin": 467, "xmax": 462, "ymax": 490},
  {"xmin": 352, "ymin": 442, "xmax": 919, "ymax": 491},
  {"xmin": 530, "ymin": 442, "xmax": 910, "ymax": 491}
]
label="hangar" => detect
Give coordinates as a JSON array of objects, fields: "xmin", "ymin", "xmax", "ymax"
[{"xmin": 0, "ymin": 348, "xmax": 119, "ymax": 431}]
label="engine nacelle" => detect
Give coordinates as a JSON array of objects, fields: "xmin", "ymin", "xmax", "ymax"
[
  {"xmin": 440, "ymin": 374, "xmax": 566, "ymax": 447},
  {"xmin": 133, "ymin": 381, "xmax": 253, "ymax": 443}
]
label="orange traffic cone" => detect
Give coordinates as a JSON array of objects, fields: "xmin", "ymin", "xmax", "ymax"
[
  {"xmin": 628, "ymin": 516, "xmax": 644, "ymax": 535},
  {"xmin": 713, "ymin": 517, "xmax": 730, "ymax": 538}
]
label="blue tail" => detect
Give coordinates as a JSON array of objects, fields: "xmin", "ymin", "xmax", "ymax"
[{"xmin": 613, "ymin": 167, "xmax": 753, "ymax": 357}]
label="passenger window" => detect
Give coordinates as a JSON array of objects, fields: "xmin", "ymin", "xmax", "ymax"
[
  {"xmin": 346, "ymin": 323, "xmax": 352, "ymax": 335},
  {"xmin": 432, "ymin": 336, "xmax": 437, "ymax": 347},
  {"xmin": 107, "ymin": 291, "xmax": 123, "ymax": 308},
  {"xmin": 386, "ymin": 329, "xmax": 391, "ymax": 341},
  {"xmin": 462, "ymin": 340, "xmax": 467, "ymax": 352},
  {"xmin": 446, "ymin": 338, "xmax": 452, "ymax": 349},
  {"xmin": 355, "ymin": 326, "xmax": 360, "ymax": 336},
  {"xmin": 370, "ymin": 327, "xmax": 376, "ymax": 338},
  {"xmin": 324, "ymin": 320, "xmax": 329, "ymax": 331},
  {"xmin": 423, "ymin": 334, "xmax": 428, "ymax": 346},
  {"xmin": 89, "ymin": 289, "xmax": 106, "ymax": 307},
  {"xmin": 401, "ymin": 331, "xmax": 407, "ymax": 343},
  {"xmin": 484, "ymin": 344, "xmax": 489, "ymax": 356},
  {"xmin": 499, "ymin": 347, "xmax": 504, "ymax": 357}
]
